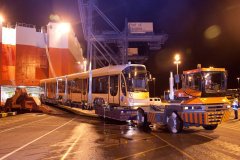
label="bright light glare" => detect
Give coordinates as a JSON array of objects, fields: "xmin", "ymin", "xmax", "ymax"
[
  {"xmin": 0, "ymin": 15, "xmax": 4, "ymax": 23},
  {"xmin": 204, "ymin": 25, "xmax": 221, "ymax": 39},
  {"xmin": 83, "ymin": 59, "xmax": 87, "ymax": 65},
  {"xmin": 173, "ymin": 61, "xmax": 181, "ymax": 64},
  {"xmin": 83, "ymin": 59, "xmax": 87, "ymax": 72},
  {"xmin": 204, "ymin": 73, "xmax": 210, "ymax": 78},
  {"xmin": 18, "ymin": 86, "xmax": 26, "ymax": 88},
  {"xmin": 57, "ymin": 23, "xmax": 71, "ymax": 33},
  {"xmin": 174, "ymin": 54, "xmax": 180, "ymax": 61},
  {"xmin": 2, "ymin": 27, "xmax": 16, "ymax": 45}
]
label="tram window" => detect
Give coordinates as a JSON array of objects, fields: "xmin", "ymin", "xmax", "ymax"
[
  {"xmin": 53, "ymin": 82, "xmax": 57, "ymax": 94},
  {"xmin": 71, "ymin": 78, "xmax": 82, "ymax": 93},
  {"xmin": 58, "ymin": 80, "xmax": 65, "ymax": 93},
  {"xmin": 67, "ymin": 81, "xmax": 71, "ymax": 93},
  {"xmin": 46, "ymin": 83, "xmax": 50, "ymax": 93},
  {"xmin": 92, "ymin": 76, "xmax": 108, "ymax": 94},
  {"xmin": 83, "ymin": 79, "xmax": 87, "ymax": 95},
  {"xmin": 110, "ymin": 75, "xmax": 118, "ymax": 96},
  {"xmin": 121, "ymin": 75, "xmax": 126, "ymax": 96},
  {"xmin": 76, "ymin": 79, "xmax": 82, "ymax": 93},
  {"xmin": 49, "ymin": 83, "xmax": 52, "ymax": 93},
  {"xmin": 70, "ymin": 80, "xmax": 75, "ymax": 93},
  {"xmin": 40, "ymin": 83, "xmax": 45, "ymax": 90},
  {"xmin": 49, "ymin": 82, "xmax": 56, "ymax": 94},
  {"xmin": 92, "ymin": 77, "xmax": 97, "ymax": 93}
]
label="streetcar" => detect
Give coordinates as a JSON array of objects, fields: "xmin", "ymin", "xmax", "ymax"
[{"xmin": 40, "ymin": 64, "xmax": 150, "ymax": 121}]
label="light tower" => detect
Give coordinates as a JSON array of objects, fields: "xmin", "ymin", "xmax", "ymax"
[
  {"xmin": 174, "ymin": 54, "xmax": 181, "ymax": 89},
  {"xmin": 237, "ymin": 77, "xmax": 240, "ymax": 89}
]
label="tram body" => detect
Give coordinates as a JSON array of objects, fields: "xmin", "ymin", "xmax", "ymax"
[{"xmin": 40, "ymin": 64, "xmax": 150, "ymax": 120}]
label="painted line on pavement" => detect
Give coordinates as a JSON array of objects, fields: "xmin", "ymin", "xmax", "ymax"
[
  {"xmin": 0, "ymin": 116, "xmax": 52, "ymax": 134},
  {"xmin": 0, "ymin": 118, "xmax": 75, "ymax": 160},
  {"xmin": 220, "ymin": 122, "xmax": 240, "ymax": 127},
  {"xmin": 151, "ymin": 133, "xmax": 195, "ymax": 160},
  {"xmin": 104, "ymin": 136, "xmax": 154, "ymax": 148},
  {"xmin": 194, "ymin": 133, "xmax": 215, "ymax": 140},
  {"xmin": 0, "ymin": 114, "xmax": 44, "ymax": 127},
  {"xmin": 43, "ymin": 150, "xmax": 83, "ymax": 160},
  {"xmin": 61, "ymin": 134, "xmax": 82, "ymax": 160},
  {"xmin": 221, "ymin": 123, "xmax": 240, "ymax": 129},
  {"xmin": 114, "ymin": 144, "xmax": 169, "ymax": 160},
  {"xmin": 219, "ymin": 126, "xmax": 240, "ymax": 131}
]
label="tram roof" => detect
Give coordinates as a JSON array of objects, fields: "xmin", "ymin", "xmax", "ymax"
[
  {"xmin": 183, "ymin": 67, "xmax": 226, "ymax": 74},
  {"xmin": 40, "ymin": 64, "xmax": 146, "ymax": 82}
]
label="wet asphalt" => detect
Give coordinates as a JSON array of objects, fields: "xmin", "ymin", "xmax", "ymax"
[{"xmin": 0, "ymin": 106, "xmax": 240, "ymax": 160}]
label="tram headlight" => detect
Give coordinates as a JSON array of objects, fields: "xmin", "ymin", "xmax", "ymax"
[
  {"xmin": 128, "ymin": 98, "xmax": 134, "ymax": 106},
  {"xmin": 129, "ymin": 92, "xmax": 133, "ymax": 98}
]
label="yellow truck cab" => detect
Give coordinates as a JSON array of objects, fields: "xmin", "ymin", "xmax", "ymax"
[{"xmin": 137, "ymin": 66, "xmax": 231, "ymax": 133}]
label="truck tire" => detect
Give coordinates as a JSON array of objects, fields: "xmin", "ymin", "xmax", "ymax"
[
  {"xmin": 202, "ymin": 124, "xmax": 218, "ymax": 130},
  {"xmin": 167, "ymin": 112, "xmax": 183, "ymax": 134},
  {"xmin": 137, "ymin": 108, "xmax": 148, "ymax": 129}
]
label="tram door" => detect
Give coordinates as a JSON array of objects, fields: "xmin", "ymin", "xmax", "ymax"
[{"xmin": 109, "ymin": 75, "xmax": 119, "ymax": 105}]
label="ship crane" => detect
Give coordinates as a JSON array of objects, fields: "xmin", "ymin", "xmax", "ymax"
[{"xmin": 77, "ymin": 0, "xmax": 168, "ymax": 68}]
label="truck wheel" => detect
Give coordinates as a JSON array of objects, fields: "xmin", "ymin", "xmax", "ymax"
[
  {"xmin": 202, "ymin": 124, "xmax": 218, "ymax": 130},
  {"xmin": 167, "ymin": 112, "xmax": 183, "ymax": 134},
  {"xmin": 137, "ymin": 108, "xmax": 148, "ymax": 129}
]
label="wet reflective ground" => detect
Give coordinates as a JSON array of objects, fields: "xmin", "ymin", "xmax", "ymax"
[{"xmin": 0, "ymin": 107, "xmax": 240, "ymax": 160}]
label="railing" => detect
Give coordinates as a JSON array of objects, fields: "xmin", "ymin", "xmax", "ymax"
[
  {"xmin": 1, "ymin": 22, "xmax": 47, "ymax": 34},
  {"xmin": 16, "ymin": 22, "xmax": 36, "ymax": 28}
]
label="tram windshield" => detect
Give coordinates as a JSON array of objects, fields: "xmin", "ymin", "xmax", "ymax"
[{"xmin": 123, "ymin": 66, "xmax": 149, "ymax": 92}]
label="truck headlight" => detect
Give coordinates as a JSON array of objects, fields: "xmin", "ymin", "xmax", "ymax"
[
  {"xmin": 184, "ymin": 107, "xmax": 189, "ymax": 110},
  {"xmin": 183, "ymin": 106, "xmax": 202, "ymax": 110}
]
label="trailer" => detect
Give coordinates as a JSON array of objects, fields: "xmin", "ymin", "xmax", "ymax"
[{"xmin": 40, "ymin": 64, "xmax": 149, "ymax": 121}]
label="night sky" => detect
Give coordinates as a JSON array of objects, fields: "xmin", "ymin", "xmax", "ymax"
[{"xmin": 1, "ymin": 0, "xmax": 240, "ymax": 95}]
